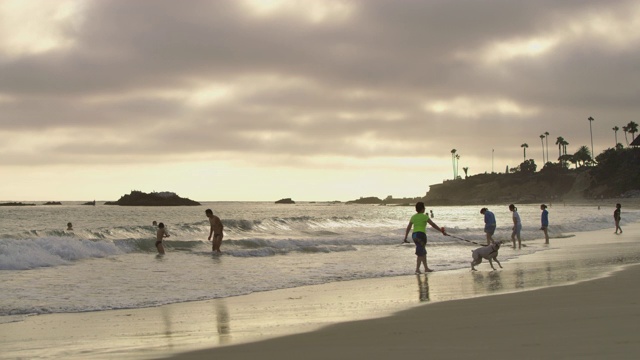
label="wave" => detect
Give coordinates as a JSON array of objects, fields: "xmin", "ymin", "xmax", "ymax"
[
  {"xmin": 2, "ymin": 209, "xmax": 638, "ymax": 271},
  {"xmin": 0, "ymin": 237, "xmax": 125, "ymax": 270}
]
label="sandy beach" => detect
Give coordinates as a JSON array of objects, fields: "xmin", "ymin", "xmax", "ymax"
[{"xmin": 2, "ymin": 221, "xmax": 639, "ymax": 359}]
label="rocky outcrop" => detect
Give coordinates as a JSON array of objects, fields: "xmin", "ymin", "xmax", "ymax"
[
  {"xmin": 346, "ymin": 197, "xmax": 382, "ymax": 204},
  {"xmin": 104, "ymin": 191, "xmax": 200, "ymax": 206},
  {"xmin": 275, "ymin": 198, "xmax": 295, "ymax": 204},
  {"xmin": 0, "ymin": 202, "xmax": 36, "ymax": 206}
]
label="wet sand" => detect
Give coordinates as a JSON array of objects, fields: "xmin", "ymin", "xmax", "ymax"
[{"xmin": 1, "ymin": 222, "xmax": 639, "ymax": 359}]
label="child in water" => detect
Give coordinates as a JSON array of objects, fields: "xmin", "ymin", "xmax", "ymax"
[
  {"xmin": 509, "ymin": 204, "xmax": 522, "ymax": 249},
  {"xmin": 540, "ymin": 204, "xmax": 549, "ymax": 244},
  {"xmin": 403, "ymin": 201, "xmax": 447, "ymax": 274},
  {"xmin": 156, "ymin": 222, "xmax": 170, "ymax": 254}
]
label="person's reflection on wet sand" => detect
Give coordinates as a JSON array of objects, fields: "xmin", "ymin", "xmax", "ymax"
[
  {"xmin": 416, "ymin": 274, "xmax": 430, "ymax": 302},
  {"xmin": 215, "ymin": 300, "xmax": 231, "ymax": 345},
  {"xmin": 515, "ymin": 268, "xmax": 525, "ymax": 289},
  {"xmin": 161, "ymin": 306, "xmax": 175, "ymax": 350}
]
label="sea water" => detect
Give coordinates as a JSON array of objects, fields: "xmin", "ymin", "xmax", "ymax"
[{"xmin": 1, "ymin": 202, "xmax": 637, "ymax": 323}]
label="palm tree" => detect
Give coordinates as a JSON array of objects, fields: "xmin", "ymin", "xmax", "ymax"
[
  {"xmin": 588, "ymin": 116, "xmax": 595, "ymax": 158},
  {"xmin": 627, "ymin": 121, "xmax": 639, "ymax": 142},
  {"xmin": 544, "ymin": 131, "xmax": 550, "ymax": 163},
  {"xmin": 573, "ymin": 146, "xmax": 592, "ymax": 167},
  {"xmin": 462, "ymin": 167, "xmax": 469, "ymax": 178},
  {"xmin": 613, "ymin": 126, "xmax": 619, "ymax": 147},
  {"xmin": 623, "ymin": 126, "xmax": 629, "ymax": 146},
  {"xmin": 521, "ymin": 143, "xmax": 529, "ymax": 161},
  {"xmin": 539, "ymin": 134, "xmax": 545, "ymax": 163},
  {"xmin": 558, "ymin": 138, "xmax": 569, "ymax": 168},
  {"xmin": 450, "ymin": 149, "xmax": 457, "ymax": 179},
  {"xmin": 555, "ymin": 136, "xmax": 565, "ymax": 160}
]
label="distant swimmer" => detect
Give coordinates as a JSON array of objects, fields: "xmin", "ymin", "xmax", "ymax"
[
  {"xmin": 66, "ymin": 222, "xmax": 73, "ymax": 231},
  {"xmin": 430, "ymin": 210, "xmax": 434, "ymax": 218},
  {"xmin": 509, "ymin": 204, "xmax": 522, "ymax": 249},
  {"xmin": 614, "ymin": 203, "xmax": 622, "ymax": 234},
  {"xmin": 156, "ymin": 222, "xmax": 170, "ymax": 254},
  {"xmin": 152, "ymin": 220, "xmax": 158, "ymax": 226},
  {"xmin": 540, "ymin": 204, "xmax": 549, "ymax": 243},
  {"xmin": 206, "ymin": 209, "xmax": 224, "ymax": 253},
  {"xmin": 403, "ymin": 201, "xmax": 447, "ymax": 274},
  {"xmin": 480, "ymin": 208, "xmax": 496, "ymax": 245}
]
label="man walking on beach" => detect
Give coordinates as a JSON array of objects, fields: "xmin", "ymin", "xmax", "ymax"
[
  {"xmin": 206, "ymin": 209, "xmax": 224, "ymax": 253},
  {"xmin": 614, "ymin": 203, "xmax": 622, "ymax": 234},
  {"xmin": 480, "ymin": 208, "xmax": 496, "ymax": 245}
]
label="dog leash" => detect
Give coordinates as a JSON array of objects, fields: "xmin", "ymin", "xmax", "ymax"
[{"xmin": 445, "ymin": 233, "xmax": 485, "ymax": 246}]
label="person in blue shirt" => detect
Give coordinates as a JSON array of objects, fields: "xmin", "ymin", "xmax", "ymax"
[
  {"xmin": 480, "ymin": 208, "xmax": 496, "ymax": 245},
  {"xmin": 540, "ymin": 204, "xmax": 549, "ymax": 244}
]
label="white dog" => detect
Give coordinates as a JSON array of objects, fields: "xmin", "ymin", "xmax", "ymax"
[{"xmin": 471, "ymin": 240, "xmax": 503, "ymax": 271}]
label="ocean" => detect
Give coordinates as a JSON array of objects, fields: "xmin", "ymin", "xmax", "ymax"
[{"xmin": 1, "ymin": 202, "xmax": 637, "ymax": 324}]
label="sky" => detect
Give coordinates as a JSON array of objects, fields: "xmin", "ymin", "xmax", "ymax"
[{"xmin": 1, "ymin": 0, "xmax": 639, "ymax": 202}]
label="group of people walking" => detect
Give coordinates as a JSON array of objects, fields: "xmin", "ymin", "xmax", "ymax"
[
  {"xmin": 404, "ymin": 201, "xmax": 624, "ymax": 274},
  {"xmin": 403, "ymin": 201, "xmax": 550, "ymax": 274},
  {"xmin": 481, "ymin": 204, "xmax": 550, "ymax": 249}
]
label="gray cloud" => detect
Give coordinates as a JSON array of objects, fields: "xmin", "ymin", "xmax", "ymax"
[{"xmin": 1, "ymin": 0, "xmax": 638, "ymax": 171}]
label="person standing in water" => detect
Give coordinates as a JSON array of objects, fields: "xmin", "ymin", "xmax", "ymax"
[
  {"xmin": 540, "ymin": 204, "xmax": 550, "ymax": 244},
  {"xmin": 66, "ymin": 222, "xmax": 73, "ymax": 231},
  {"xmin": 480, "ymin": 208, "xmax": 496, "ymax": 245},
  {"xmin": 156, "ymin": 222, "xmax": 170, "ymax": 254},
  {"xmin": 509, "ymin": 204, "xmax": 522, "ymax": 249},
  {"xmin": 614, "ymin": 203, "xmax": 622, "ymax": 234},
  {"xmin": 403, "ymin": 201, "xmax": 447, "ymax": 274},
  {"xmin": 206, "ymin": 209, "xmax": 224, "ymax": 253}
]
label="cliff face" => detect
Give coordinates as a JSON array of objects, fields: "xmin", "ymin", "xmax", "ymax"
[
  {"xmin": 425, "ymin": 148, "xmax": 640, "ymax": 205},
  {"xmin": 424, "ymin": 172, "xmax": 578, "ymax": 205}
]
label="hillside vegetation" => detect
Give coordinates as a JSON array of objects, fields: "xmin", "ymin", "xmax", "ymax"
[{"xmin": 424, "ymin": 147, "xmax": 640, "ymax": 205}]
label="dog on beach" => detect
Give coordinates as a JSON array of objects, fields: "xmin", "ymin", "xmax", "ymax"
[{"xmin": 471, "ymin": 240, "xmax": 503, "ymax": 271}]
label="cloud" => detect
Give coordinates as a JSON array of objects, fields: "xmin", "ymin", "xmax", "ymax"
[{"xmin": 1, "ymin": 0, "xmax": 639, "ymax": 200}]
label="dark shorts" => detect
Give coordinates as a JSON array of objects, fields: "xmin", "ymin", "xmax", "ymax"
[
  {"xmin": 485, "ymin": 225, "xmax": 496, "ymax": 236},
  {"xmin": 155, "ymin": 240, "xmax": 162, "ymax": 247},
  {"xmin": 412, "ymin": 232, "xmax": 427, "ymax": 256}
]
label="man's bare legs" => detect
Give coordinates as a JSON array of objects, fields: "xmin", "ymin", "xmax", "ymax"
[{"xmin": 212, "ymin": 234, "xmax": 223, "ymax": 253}]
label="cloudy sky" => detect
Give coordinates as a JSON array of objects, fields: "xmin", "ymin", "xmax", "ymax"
[{"xmin": 1, "ymin": 0, "xmax": 639, "ymax": 202}]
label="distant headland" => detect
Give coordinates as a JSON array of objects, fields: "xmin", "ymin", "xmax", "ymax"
[
  {"xmin": 104, "ymin": 191, "xmax": 200, "ymax": 206},
  {"xmin": 349, "ymin": 146, "xmax": 640, "ymax": 206}
]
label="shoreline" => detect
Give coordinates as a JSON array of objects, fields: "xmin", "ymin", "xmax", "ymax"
[
  {"xmin": 168, "ymin": 263, "xmax": 640, "ymax": 360},
  {"xmin": 1, "ymin": 223, "xmax": 639, "ymax": 359}
]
